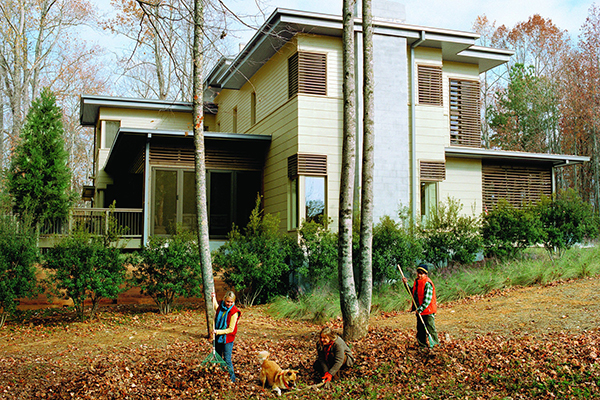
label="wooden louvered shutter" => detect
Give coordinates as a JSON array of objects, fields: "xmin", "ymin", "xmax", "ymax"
[
  {"xmin": 482, "ymin": 161, "xmax": 552, "ymax": 209},
  {"xmin": 418, "ymin": 65, "xmax": 442, "ymax": 106},
  {"xmin": 288, "ymin": 52, "xmax": 299, "ymax": 98},
  {"xmin": 449, "ymin": 79, "xmax": 481, "ymax": 148},
  {"xmin": 289, "ymin": 52, "xmax": 327, "ymax": 98},
  {"xmin": 420, "ymin": 161, "xmax": 446, "ymax": 181},
  {"xmin": 288, "ymin": 153, "xmax": 327, "ymax": 178}
]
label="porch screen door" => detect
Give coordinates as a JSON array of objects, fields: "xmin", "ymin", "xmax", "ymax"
[
  {"xmin": 153, "ymin": 169, "xmax": 197, "ymax": 235},
  {"xmin": 153, "ymin": 169, "xmax": 177, "ymax": 235}
]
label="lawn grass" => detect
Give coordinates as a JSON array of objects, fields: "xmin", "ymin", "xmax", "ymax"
[{"xmin": 267, "ymin": 245, "xmax": 600, "ymax": 322}]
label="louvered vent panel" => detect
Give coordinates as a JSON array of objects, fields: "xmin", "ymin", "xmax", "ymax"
[
  {"xmin": 288, "ymin": 52, "xmax": 299, "ymax": 98},
  {"xmin": 482, "ymin": 162, "xmax": 552, "ymax": 210},
  {"xmin": 289, "ymin": 52, "xmax": 327, "ymax": 98},
  {"xmin": 150, "ymin": 145, "xmax": 263, "ymax": 171},
  {"xmin": 418, "ymin": 65, "xmax": 442, "ymax": 106},
  {"xmin": 288, "ymin": 153, "xmax": 327, "ymax": 178},
  {"xmin": 420, "ymin": 161, "xmax": 446, "ymax": 181},
  {"xmin": 449, "ymin": 79, "xmax": 481, "ymax": 148},
  {"xmin": 131, "ymin": 150, "xmax": 145, "ymax": 174}
]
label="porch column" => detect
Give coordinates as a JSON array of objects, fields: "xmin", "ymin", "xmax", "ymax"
[{"xmin": 142, "ymin": 133, "xmax": 152, "ymax": 246}]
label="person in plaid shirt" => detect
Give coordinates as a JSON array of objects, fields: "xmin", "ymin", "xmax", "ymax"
[{"xmin": 403, "ymin": 264, "xmax": 439, "ymax": 349}]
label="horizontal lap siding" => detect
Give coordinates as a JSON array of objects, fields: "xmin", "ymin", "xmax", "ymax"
[
  {"xmin": 297, "ymin": 35, "xmax": 343, "ymax": 230},
  {"xmin": 440, "ymin": 157, "xmax": 482, "ymax": 216},
  {"xmin": 99, "ymin": 108, "xmax": 193, "ymax": 132}
]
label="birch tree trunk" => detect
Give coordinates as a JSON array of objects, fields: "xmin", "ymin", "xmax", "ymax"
[
  {"xmin": 192, "ymin": 0, "xmax": 216, "ymax": 337},
  {"xmin": 338, "ymin": 0, "xmax": 359, "ymax": 340},
  {"xmin": 357, "ymin": 0, "xmax": 374, "ymax": 338}
]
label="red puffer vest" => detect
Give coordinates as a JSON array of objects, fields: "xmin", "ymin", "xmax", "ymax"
[
  {"xmin": 216, "ymin": 304, "xmax": 241, "ymax": 343},
  {"xmin": 412, "ymin": 276, "xmax": 437, "ymax": 316}
]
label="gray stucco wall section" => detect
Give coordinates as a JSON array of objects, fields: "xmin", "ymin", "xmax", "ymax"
[{"xmin": 372, "ymin": 34, "xmax": 409, "ymax": 223}]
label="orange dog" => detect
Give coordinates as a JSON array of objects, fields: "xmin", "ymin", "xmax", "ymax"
[{"xmin": 258, "ymin": 350, "xmax": 299, "ymax": 396}]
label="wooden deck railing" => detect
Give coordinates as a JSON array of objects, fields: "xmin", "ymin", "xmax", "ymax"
[{"xmin": 40, "ymin": 208, "xmax": 143, "ymax": 241}]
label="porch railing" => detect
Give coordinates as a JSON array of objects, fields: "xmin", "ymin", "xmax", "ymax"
[{"xmin": 41, "ymin": 208, "xmax": 144, "ymax": 239}]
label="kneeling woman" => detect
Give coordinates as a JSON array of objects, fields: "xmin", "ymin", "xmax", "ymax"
[{"xmin": 314, "ymin": 327, "xmax": 354, "ymax": 383}]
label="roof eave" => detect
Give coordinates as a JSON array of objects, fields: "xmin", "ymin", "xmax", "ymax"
[{"xmin": 445, "ymin": 147, "xmax": 590, "ymax": 167}]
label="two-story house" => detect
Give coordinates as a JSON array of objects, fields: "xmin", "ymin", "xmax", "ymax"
[{"xmin": 79, "ymin": 4, "xmax": 588, "ymax": 249}]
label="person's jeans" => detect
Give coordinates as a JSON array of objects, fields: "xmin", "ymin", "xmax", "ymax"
[
  {"xmin": 416, "ymin": 314, "xmax": 439, "ymax": 348},
  {"xmin": 215, "ymin": 341, "xmax": 236, "ymax": 382}
]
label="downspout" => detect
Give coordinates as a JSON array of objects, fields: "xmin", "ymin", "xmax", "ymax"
[
  {"xmin": 410, "ymin": 31, "xmax": 426, "ymax": 222},
  {"xmin": 142, "ymin": 133, "xmax": 152, "ymax": 247}
]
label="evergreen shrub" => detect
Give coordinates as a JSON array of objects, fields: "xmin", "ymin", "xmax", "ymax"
[
  {"xmin": 45, "ymin": 231, "xmax": 127, "ymax": 321},
  {"xmin": 481, "ymin": 199, "xmax": 542, "ymax": 259},
  {"xmin": 212, "ymin": 199, "xmax": 300, "ymax": 306},
  {"xmin": 133, "ymin": 229, "xmax": 202, "ymax": 314},
  {"xmin": 420, "ymin": 197, "xmax": 482, "ymax": 267},
  {"xmin": 0, "ymin": 215, "xmax": 39, "ymax": 328},
  {"xmin": 372, "ymin": 215, "xmax": 422, "ymax": 283}
]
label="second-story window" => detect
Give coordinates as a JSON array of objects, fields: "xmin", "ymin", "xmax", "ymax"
[
  {"xmin": 449, "ymin": 78, "xmax": 480, "ymax": 148},
  {"xmin": 417, "ymin": 65, "xmax": 442, "ymax": 106},
  {"xmin": 288, "ymin": 51, "xmax": 327, "ymax": 98}
]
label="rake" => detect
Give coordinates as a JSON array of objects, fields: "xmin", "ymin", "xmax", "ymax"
[
  {"xmin": 397, "ymin": 265, "xmax": 438, "ymax": 348},
  {"xmin": 201, "ymin": 322, "xmax": 230, "ymax": 372}
]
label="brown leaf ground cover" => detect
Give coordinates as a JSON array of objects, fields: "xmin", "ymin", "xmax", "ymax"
[{"xmin": 1, "ymin": 277, "xmax": 599, "ymax": 399}]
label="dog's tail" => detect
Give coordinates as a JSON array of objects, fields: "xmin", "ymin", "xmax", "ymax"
[{"xmin": 257, "ymin": 350, "xmax": 270, "ymax": 362}]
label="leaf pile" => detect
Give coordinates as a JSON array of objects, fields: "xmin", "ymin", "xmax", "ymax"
[{"xmin": 2, "ymin": 322, "xmax": 598, "ymax": 399}]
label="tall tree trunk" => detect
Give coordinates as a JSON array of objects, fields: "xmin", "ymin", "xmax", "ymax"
[
  {"xmin": 192, "ymin": 0, "xmax": 216, "ymax": 337},
  {"xmin": 357, "ymin": 0, "xmax": 374, "ymax": 338},
  {"xmin": 338, "ymin": 0, "xmax": 358, "ymax": 340}
]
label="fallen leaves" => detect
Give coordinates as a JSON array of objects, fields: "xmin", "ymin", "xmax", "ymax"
[{"xmin": 1, "ymin": 292, "xmax": 600, "ymax": 399}]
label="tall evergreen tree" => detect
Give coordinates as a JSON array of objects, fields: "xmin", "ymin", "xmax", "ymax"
[{"xmin": 8, "ymin": 88, "xmax": 74, "ymax": 227}]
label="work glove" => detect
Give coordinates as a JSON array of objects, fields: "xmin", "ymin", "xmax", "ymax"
[{"xmin": 322, "ymin": 372, "xmax": 332, "ymax": 383}]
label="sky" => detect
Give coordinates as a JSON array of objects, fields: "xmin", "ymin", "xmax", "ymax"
[
  {"xmin": 230, "ymin": 0, "xmax": 594, "ymax": 40},
  {"xmin": 88, "ymin": 0, "xmax": 595, "ymax": 52}
]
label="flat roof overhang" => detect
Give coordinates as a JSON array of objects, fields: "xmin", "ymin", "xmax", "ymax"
[
  {"xmin": 79, "ymin": 95, "xmax": 218, "ymax": 127},
  {"xmin": 445, "ymin": 147, "xmax": 590, "ymax": 167},
  {"xmin": 207, "ymin": 8, "xmax": 514, "ymax": 90},
  {"xmin": 104, "ymin": 127, "xmax": 271, "ymax": 174}
]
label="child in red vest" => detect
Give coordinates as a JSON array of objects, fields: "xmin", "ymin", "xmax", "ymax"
[{"xmin": 403, "ymin": 264, "xmax": 439, "ymax": 349}]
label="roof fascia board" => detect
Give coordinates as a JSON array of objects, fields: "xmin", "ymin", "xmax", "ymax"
[
  {"xmin": 80, "ymin": 95, "xmax": 192, "ymax": 126},
  {"xmin": 212, "ymin": 8, "xmax": 497, "ymax": 90},
  {"xmin": 445, "ymin": 147, "xmax": 590, "ymax": 166},
  {"xmin": 119, "ymin": 127, "xmax": 271, "ymax": 142}
]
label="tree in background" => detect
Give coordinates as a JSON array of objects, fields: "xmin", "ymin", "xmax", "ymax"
[
  {"xmin": 488, "ymin": 63, "xmax": 560, "ymax": 152},
  {"xmin": 0, "ymin": 0, "xmax": 99, "ymax": 170},
  {"xmin": 103, "ymin": 0, "xmax": 238, "ymax": 101},
  {"xmin": 8, "ymin": 88, "xmax": 75, "ymax": 227},
  {"xmin": 560, "ymin": 4, "xmax": 600, "ymax": 209}
]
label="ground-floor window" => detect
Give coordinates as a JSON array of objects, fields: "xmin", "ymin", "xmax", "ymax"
[
  {"xmin": 420, "ymin": 181, "xmax": 438, "ymax": 223},
  {"xmin": 288, "ymin": 175, "xmax": 327, "ymax": 230},
  {"xmin": 287, "ymin": 154, "xmax": 328, "ymax": 230}
]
